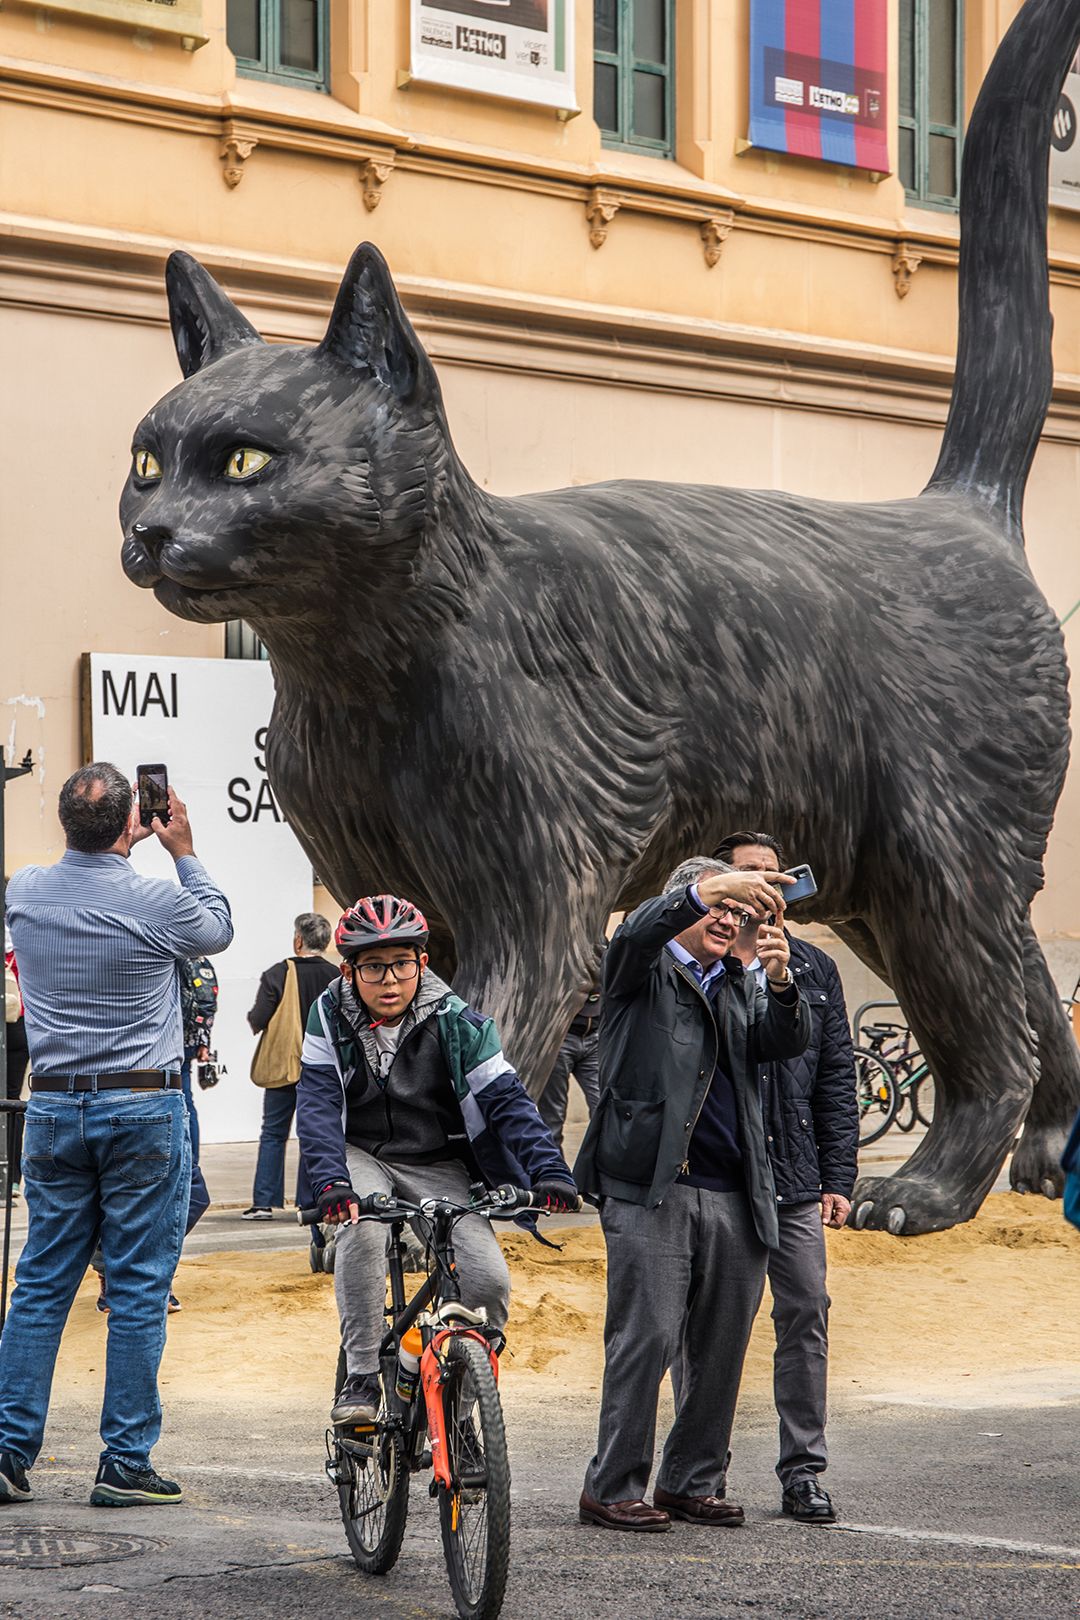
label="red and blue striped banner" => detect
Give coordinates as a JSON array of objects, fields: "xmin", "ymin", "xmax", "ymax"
[{"xmin": 749, "ymin": 0, "xmax": 888, "ymax": 172}]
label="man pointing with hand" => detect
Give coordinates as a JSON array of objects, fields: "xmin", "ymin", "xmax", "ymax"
[{"xmin": 576, "ymin": 855, "xmax": 809, "ymax": 1534}]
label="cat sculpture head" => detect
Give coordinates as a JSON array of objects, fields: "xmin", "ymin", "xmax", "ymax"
[{"xmin": 120, "ymin": 245, "xmax": 462, "ymax": 629}]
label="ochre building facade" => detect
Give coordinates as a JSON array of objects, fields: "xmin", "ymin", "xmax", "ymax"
[{"xmin": 3, "ymin": 0, "xmax": 1080, "ymax": 999}]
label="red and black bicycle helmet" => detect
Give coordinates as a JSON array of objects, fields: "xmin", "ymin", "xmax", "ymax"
[{"xmin": 334, "ymin": 894, "xmax": 429, "ymax": 958}]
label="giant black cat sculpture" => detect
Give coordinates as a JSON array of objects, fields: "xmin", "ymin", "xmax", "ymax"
[{"xmin": 121, "ymin": 0, "xmax": 1080, "ymax": 1234}]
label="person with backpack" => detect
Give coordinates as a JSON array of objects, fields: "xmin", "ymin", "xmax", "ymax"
[{"xmin": 243, "ymin": 914, "xmax": 339, "ymax": 1219}]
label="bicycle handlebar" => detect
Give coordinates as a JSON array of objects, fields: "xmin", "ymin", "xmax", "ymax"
[{"xmin": 295, "ymin": 1184, "xmax": 541, "ymax": 1228}]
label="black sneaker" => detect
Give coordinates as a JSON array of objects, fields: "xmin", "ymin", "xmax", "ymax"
[
  {"xmin": 331, "ymin": 1373, "xmax": 381, "ymax": 1426},
  {"xmin": 90, "ymin": 1457, "xmax": 182, "ymax": 1507},
  {"xmin": 0, "ymin": 1453, "xmax": 31, "ymax": 1503},
  {"xmin": 242, "ymin": 1206, "xmax": 273, "ymax": 1221}
]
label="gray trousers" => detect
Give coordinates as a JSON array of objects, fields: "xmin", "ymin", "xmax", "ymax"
[
  {"xmin": 769, "ymin": 1201, "xmax": 830, "ymax": 1487},
  {"xmin": 584, "ymin": 1184, "xmax": 767, "ymax": 1504},
  {"xmin": 537, "ymin": 1028, "xmax": 601, "ymax": 1152},
  {"xmin": 336, "ymin": 1148, "xmax": 511, "ymax": 1375}
]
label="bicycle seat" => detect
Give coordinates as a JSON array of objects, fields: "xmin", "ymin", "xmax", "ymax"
[{"xmin": 862, "ymin": 1023, "xmax": 906, "ymax": 1041}]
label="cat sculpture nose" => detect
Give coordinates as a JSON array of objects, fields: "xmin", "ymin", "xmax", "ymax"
[{"xmin": 131, "ymin": 522, "xmax": 171, "ymax": 556}]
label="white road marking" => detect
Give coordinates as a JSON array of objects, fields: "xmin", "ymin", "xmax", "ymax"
[{"xmin": 838, "ymin": 1522, "xmax": 1080, "ymax": 1560}]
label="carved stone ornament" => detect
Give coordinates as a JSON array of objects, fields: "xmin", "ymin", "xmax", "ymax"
[
  {"xmin": 701, "ymin": 211, "xmax": 735, "ymax": 269},
  {"xmin": 892, "ymin": 243, "xmax": 923, "ymax": 299},
  {"xmin": 586, "ymin": 188, "xmax": 621, "ymax": 249},
  {"xmin": 221, "ymin": 134, "xmax": 257, "ymax": 190},
  {"xmin": 360, "ymin": 156, "xmax": 395, "ymax": 212}
]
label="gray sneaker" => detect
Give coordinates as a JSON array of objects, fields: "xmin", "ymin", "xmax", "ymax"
[
  {"xmin": 0, "ymin": 1453, "xmax": 31, "ymax": 1502},
  {"xmin": 331, "ymin": 1373, "xmax": 381, "ymax": 1426}
]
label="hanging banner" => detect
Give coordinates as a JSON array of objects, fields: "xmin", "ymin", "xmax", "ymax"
[
  {"xmin": 1050, "ymin": 50, "xmax": 1080, "ymax": 210},
  {"xmin": 85, "ymin": 654, "xmax": 316, "ymax": 1144},
  {"xmin": 748, "ymin": 0, "xmax": 889, "ymax": 173},
  {"xmin": 410, "ymin": 0, "xmax": 576, "ymax": 112}
]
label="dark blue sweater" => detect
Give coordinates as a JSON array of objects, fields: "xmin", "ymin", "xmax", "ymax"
[{"xmin": 677, "ymin": 976, "xmax": 744, "ymax": 1193}]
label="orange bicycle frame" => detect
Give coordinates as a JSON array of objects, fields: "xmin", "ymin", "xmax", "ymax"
[{"xmin": 420, "ymin": 1328, "xmax": 499, "ymax": 1489}]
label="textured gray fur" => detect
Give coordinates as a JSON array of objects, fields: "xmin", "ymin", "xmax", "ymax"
[{"xmin": 120, "ymin": 0, "xmax": 1080, "ymax": 1233}]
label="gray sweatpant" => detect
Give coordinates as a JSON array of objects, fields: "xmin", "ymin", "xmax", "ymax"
[
  {"xmin": 335, "ymin": 1148, "xmax": 511, "ymax": 1376},
  {"xmin": 583, "ymin": 1184, "xmax": 767, "ymax": 1505}
]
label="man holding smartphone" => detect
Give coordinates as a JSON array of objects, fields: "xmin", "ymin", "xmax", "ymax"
[
  {"xmin": 575, "ymin": 856, "xmax": 808, "ymax": 1533},
  {"xmin": 713, "ymin": 831, "xmax": 859, "ymax": 1525},
  {"xmin": 0, "ymin": 763, "xmax": 232, "ymax": 1509}
]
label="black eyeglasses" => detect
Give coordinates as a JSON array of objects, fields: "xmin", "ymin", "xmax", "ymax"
[
  {"xmin": 705, "ymin": 903, "xmax": 754, "ymax": 928},
  {"xmin": 354, "ymin": 958, "xmax": 420, "ymax": 984}
]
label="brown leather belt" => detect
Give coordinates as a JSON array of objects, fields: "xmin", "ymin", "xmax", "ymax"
[{"xmin": 31, "ymin": 1070, "xmax": 181, "ymax": 1093}]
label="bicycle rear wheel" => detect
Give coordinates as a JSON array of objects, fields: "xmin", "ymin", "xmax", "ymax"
[
  {"xmin": 334, "ymin": 1367, "xmax": 409, "ymax": 1575},
  {"xmin": 913, "ymin": 1071, "xmax": 936, "ymax": 1129},
  {"xmin": 854, "ymin": 1049, "xmax": 899, "ymax": 1145},
  {"xmin": 438, "ymin": 1334, "xmax": 510, "ymax": 1620}
]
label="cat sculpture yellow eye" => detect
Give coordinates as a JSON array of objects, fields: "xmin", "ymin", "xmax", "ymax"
[
  {"xmin": 224, "ymin": 447, "xmax": 272, "ymax": 480},
  {"xmin": 133, "ymin": 449, "xmax": 162, "ymax": 481}
]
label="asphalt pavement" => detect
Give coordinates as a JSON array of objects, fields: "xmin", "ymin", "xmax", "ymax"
[{"xmin": 0, "ymin": 1376, "xmax": 1076, "ymax": 1619}]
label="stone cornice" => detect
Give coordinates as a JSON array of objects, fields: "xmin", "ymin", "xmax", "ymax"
[
  {"xmin": 8, "ymin": 49, "xmax": 1080, "ymax": 285},
  {"xmin": 5, "ymin": 211, "xmax": 1080, "ymax": 445}
]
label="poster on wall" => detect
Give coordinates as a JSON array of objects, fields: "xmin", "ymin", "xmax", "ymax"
[
  {"xmin": 86, "ymin": 654, "xmax": 315, "ymax": 1144},
  {"xmin": 748, "ymin": 0, "xmax": 889, "ymax": 173},
  {"xmin": 410, "ymin": 0, "xmax": 576, "ymax": 112},
  {"xmin": 1050, "ymin": 50, "xmax": 1080, "ymax": 209}
]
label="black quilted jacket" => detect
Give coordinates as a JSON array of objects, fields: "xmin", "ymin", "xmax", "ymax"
[{"xmin": 761, "ymin": 935, "xmax": 859, "ymax": 1204}]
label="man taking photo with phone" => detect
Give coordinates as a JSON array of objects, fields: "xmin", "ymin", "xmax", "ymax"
[
  {"xmin": 0, "ymin": 763, "xmax": 232, "ymax": 1509},
  {"xmin": 575, "ymin": 856, "xmax": 808, "ymax": 1533},
  {"xmin": 714, "ymin": 830, "xmax": 859, "ymax": 1524}
]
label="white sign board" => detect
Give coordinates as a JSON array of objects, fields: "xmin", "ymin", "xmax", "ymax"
[
  {"xmin": 88, "ymin": 654, "xmax": 314, "ymax": 1144},
  {"xmin": 1051, "ymin": 52, "xmax": 1080, "ymax": 210},
  {"xmin": 410, "ymin": 0, "xmax": 576, "ymax": 112}
]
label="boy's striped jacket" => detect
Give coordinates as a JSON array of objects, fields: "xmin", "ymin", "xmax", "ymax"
[{"xmin": 296, "ymin": 970, "xmax": 574, "ymax": 1200}]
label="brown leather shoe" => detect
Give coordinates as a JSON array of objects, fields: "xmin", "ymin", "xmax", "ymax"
[
  {"xmin": 653, "ymin": 1487, "xmax": 746, "ymax": 1527},
  {"xmin": 579, "ymin": 1492, "xmax": 671, "ymax": 1532}
]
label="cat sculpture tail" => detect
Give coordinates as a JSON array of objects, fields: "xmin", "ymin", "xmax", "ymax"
[{"xmin": 924, "ymin": 0, "xmax": 1080, "ymax": 544}]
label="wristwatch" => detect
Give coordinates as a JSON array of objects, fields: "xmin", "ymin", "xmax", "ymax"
[{"xmin": 768, "ymin": 970, "xmax": 793, "ymax": 990}]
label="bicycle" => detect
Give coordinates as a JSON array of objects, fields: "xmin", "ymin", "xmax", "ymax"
[
  {"xmin": 853, "ymin": 1002, "xmax": 935, "ymax": 1138},
  {"xmin": 298, "ymin": 1183, "xmax": 547, "ymax": 1620},
  {"xmin": 852, "ymin": 1045, "xmax": 900, "ymax": 1144}
]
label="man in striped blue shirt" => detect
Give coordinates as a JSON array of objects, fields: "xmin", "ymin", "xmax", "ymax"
[{"xmin": 0, "ymin": 762, "xmax": 232, "ymax": 1508}]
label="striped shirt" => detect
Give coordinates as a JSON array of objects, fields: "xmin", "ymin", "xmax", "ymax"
[{"xmin": 6, "ymin": 849, "xmax": 233, "ymax": 1077}]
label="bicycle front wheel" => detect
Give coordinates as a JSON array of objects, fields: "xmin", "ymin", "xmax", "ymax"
[
  {"xmin": 438, "ymin": 1334, "xmax": 511, "ymax": 1620},
  {"xmin": 855, "ymin": 1049, "xmax": 899, "ymax": 1145}
]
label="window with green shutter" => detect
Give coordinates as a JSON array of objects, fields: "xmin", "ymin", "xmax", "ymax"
[
  {"xmin": 227, "ymin": 0, "xmax": 328, "ymax": 93},
  {"xmin": 899, "ymin": 0, "xmax": 963, "ymax": 209},
  {"xmin": 593, "ymin": 0, "xmax": 675, "ymax": 159}
]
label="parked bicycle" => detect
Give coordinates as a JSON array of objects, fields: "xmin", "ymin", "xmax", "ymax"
[
  {"xmin": 298, "ymin": 1183, "xmax": 547, "ymax": 1620},
  {"xmin": 852, "ymin": 1002, "xmax": 935, "ymax": 1144}
]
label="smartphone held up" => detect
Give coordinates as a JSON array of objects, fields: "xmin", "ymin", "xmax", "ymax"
[{"xmin": 136, "ymin": 763, "xmax": 170, "ymax": 828}]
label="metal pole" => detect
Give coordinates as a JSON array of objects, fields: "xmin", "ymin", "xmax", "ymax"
[{"xmin": 1, "ymin": 749, "xmax": 33, "ymax": 1201}]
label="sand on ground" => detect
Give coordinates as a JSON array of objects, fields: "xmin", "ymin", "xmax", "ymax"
[{"xmin": 38, "ymin": 1193, "xmax": 1080, "ymax": 1419}]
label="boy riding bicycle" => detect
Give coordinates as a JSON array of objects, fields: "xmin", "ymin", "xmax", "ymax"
[{"xmin": 297, "ymin": 894, "xmax": 579, "ymax": 1426}]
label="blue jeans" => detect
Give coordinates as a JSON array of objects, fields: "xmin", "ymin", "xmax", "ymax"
[
  {"xmin": 0, "ymin": 1088, "xmax": 190, "ymax": 1471},
  {"xmin": 252, "ymin": 1084, "xmax": 305, "ymax": 1209}
]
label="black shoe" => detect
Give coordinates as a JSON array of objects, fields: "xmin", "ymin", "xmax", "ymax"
[
  {"xmin": 242, "ymin": 1206, "xmax": 273, "ymax": 1221},
  {"xmin": 331, "ymin": 1373, "xmax": 381, "ymax": 1426},
  {"xmin": 90, "ymin": 1457, "xmax": 182, "ymax": 1507},
  {"xmin": 782, "ymin": 1478, "xmax": 837, "ymax": 1524},
  {"xmin": 0, "ymin": 1453, "xmax": 31, "ymax": 1503}
]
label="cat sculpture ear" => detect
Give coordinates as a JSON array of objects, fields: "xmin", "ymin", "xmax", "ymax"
[
  {"xmin": 165, "ymin": 251, "xmax": 264, "ymax": 380},
  {"xmin": 317, "ymin": 243, "xmax": 436, "ymax": 403}
]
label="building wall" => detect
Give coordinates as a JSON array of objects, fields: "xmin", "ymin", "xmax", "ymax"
[{"xmin": 4, "ymin": 0, "xmax": 1080, "ymax": 1004}]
